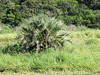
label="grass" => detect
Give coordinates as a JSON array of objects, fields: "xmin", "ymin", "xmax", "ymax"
[
  {"xmin": 0, "ymin": 33, "xmax": 17, "ymax": 48},
  {"xmin": 0, "ymin": 33, "xmax": 16, "ymax": 42},
  {"xmin": 0, "ymin": 50, "xmax": 99, "ymax": 74},
  {"xmin": 0, "ymin": 29, "xmax": 100, "ymax": 74}
]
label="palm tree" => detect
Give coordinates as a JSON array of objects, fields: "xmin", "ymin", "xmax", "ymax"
[{"xmin": 19, "ymin": 14, "xmax": 69, "ymax": 53}]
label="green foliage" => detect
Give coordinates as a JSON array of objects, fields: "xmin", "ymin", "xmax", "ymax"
[
  {"xmin": 3, "ymin": 5, "xmax": 23, "ymax": 26},
  {"xmin": 0, "ymin": 0, "xmax": 100, "ymax": 28},
  {"xmin": 17, "ymin": 14, "xmax": 68, "ymax": 53},
  {"xmin": 77, "ymin": 0, "xmax": 100, "ymax": 10}
]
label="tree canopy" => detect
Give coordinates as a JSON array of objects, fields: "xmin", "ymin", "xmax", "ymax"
[{"xmin": 0, "ymin": 0, "xmax": 100, "ymax": 28}]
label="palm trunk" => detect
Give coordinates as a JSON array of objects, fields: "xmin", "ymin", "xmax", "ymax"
[
  {"xmin": 36, "ymin": 41, "xmax": 40, "ymax": 54},
  {"xmin": 45, "ymin": 36, "xmax": 48, "ymax": 51}
]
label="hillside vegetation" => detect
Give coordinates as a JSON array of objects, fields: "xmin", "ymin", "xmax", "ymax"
[{"xmin": 0, "ymin": 0, "xmax": 100, "ymax": 28}]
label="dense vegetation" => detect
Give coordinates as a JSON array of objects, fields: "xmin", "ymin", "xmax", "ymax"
[{"xmin": 0, "ymin": 0, "xmax": 100, "ymax": 28}]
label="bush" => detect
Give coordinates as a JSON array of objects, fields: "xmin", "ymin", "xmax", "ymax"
[
  {"xmin": 19, "ymin": 14, "xmax": 69, "ymax": 53},
  {"xmin": 87, "ymin": 24, "xmax": 100, "ymax": 29},
  {"xmin": 2, "ymin": 44, "xmax": 22, "ymax": 55}
]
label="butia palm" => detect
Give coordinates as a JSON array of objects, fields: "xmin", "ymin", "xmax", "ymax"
[{"xmin": 19, "ymin": 14, "xmax": 69, "ymax": 53}]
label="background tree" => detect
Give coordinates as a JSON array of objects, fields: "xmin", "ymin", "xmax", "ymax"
[{"xmin": 0, "ymin": 0, "xmax": 100, "ymax": 28}]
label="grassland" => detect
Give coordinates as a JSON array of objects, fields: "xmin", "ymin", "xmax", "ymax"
[{"xmin": 0, "ymin": 29, "xmax": 100, "ymax": 75}]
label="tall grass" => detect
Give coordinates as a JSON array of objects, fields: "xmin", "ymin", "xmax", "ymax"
[
  {"xmin": 70, "ymin": 29, "xmax": 100, "ymax": 38},
  {"xmin": 0, "ymin": 47, "xmax": 100, "ymax": 73},
  {"xmin": 0, "ymin": 24, "xmax": 14, "ymax": 34},
  {"xmin": 0, "ymin": 29, "xmax": 100, "ymax": 74},
  {"xmin": 0, "ymin": 33, "xmax": 16, "ymax": 41}
]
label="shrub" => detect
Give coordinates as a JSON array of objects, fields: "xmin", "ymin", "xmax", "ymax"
[
  {"xmin": 16, "ymin": 14, "xmax": 70, "ymax": 53},
  {"xmin": 2, "ymin": 44, "xmax": 22, "ymax": 55},
  {"xmin": 87, "ymin": 24, "xmax": 100, "ymax": 29}
]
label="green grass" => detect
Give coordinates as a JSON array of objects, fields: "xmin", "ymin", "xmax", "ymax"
[
  {"xmin": 0, "ymin": 33, "xmax": 17, "ymax": 48},
  {"xmin": 0, "ymin": 29, "xmax": 100, "ymax": 74},
  {"xmin": 0, "ymin": 50, "xmax": 99, "ymax": 74},
  {"xmin": 0, "ymin": 33, "xmax": 16, "ymax": 41}
]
